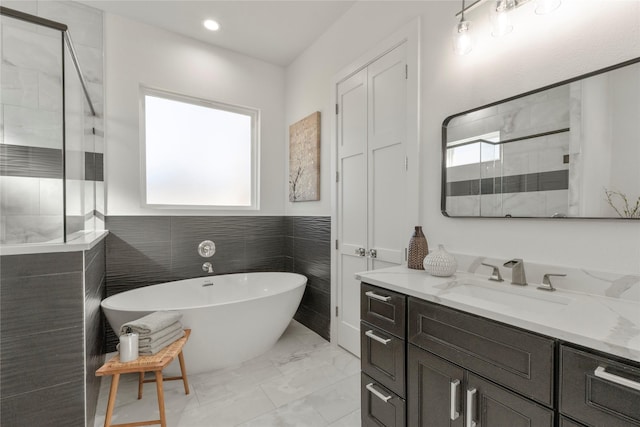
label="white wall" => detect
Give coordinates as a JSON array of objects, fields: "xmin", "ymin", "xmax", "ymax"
[
  {"xmin": 285, "ymin": 0, "xmax": 640, "ymax": 274},
  {"xmin": 104, "ymin": 13, "xmax": 286, "ymax": 215}
]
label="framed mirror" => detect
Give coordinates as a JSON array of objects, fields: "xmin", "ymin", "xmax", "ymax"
[{"xmin": 442, "ymin": 57, "xmax": 640, "ymax": 219}]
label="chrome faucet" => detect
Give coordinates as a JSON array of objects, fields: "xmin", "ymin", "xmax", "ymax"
[
  {"xmin": 202, "ymin": 262, "xmax": 214, "ymax": 274},
  {"xmin": 503, "ymin": 259, "xmax": 527, "ymax": 286}
]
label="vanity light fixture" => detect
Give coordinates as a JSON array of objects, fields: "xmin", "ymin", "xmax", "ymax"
[
  {"xmin": 452, "ymin": 0, "xmax": 474, "ymax": 55},
  {"xmin": 203, "ymin": 19, "xmax": 220, "ymax": 31},
  {"xmin": 453, "ymin": 0, "xmax": 561, "ymax": 49}
]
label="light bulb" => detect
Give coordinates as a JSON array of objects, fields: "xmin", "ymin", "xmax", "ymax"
[
  {"xmin": 491, "ymin": 1, "xmax": 513, "ymax": 37},
  {"xmin": 535, "ymin": 0, "xmax": 561, "ymax": 15},
  {"xmin": 452, "ymin": 20, "xmax": 473, "ymax": 55}
]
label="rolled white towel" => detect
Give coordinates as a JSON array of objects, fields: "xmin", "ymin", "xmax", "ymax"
[
  {"xmin": 139, "ymin": 329, "xmax": 186, "ymax": 355},
  {"xmin": 120, "ymin": 311, "xmax": 182, "ymax": 336},
  {"xmin": 138, "ymin": 321, "xmax": 183, "ymax": 345}
]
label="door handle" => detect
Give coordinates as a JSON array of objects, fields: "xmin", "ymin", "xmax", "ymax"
[
  {"xmin": 365, "ymin": 330, "xmax": 392, "ymax": 345},
  {"xmin": 354, "ymin": 247, "xmax": 366, "ymax": 257},
  {"xmin": 450, "ymin": 379, "xmax": 460, "ymax": 420},
  {"xmin": 365, "ymin": 291, "xmax": 391, "ymax": 302},
  {"xmin": 594, "ymin": 366, "xmax": 640, "ymax": 391},
  {"xmin": 466, "ymin": 388, "xmax": 477, "ymax": 427},
  {"xmin": 368, "ymin": 248, "xmax": 377, "ymax": 258},
  {"xmin": 366, "ymin": 383, "xmax": 392, "ymax": 403}
]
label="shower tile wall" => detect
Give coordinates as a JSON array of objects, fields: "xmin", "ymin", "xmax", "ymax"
[
  {"xmin": 85, "ymin": 240, "xmax": 106, "ymax": 426},
  {"xmin": 0, "ymin": 1, "xmax": 105, "ymax": 244},
  {"xmin": 105, "ymin": 216, "xmax": 331, "ymax": 349},
  {"xmin": 0, "ymin": 243, "xmax": 106, "ymax": 427},
  {"xmin": 0, "ymin": 251, "xmax": 85, "ymax": 426}
]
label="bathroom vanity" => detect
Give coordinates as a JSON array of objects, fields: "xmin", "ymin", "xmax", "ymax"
[{"xmin": 357, "ymin": 267, "xmax": 640, "ymax": 427}]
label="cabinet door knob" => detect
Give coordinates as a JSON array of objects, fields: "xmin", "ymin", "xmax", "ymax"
[
  {"xmin": 365, "ymin": 330, "xmax": 392, "ymax": 345},
  {"xmin": 365, "ymin": 382, "xmax": 392, "ymax": 403},
  {"xmin": 594, "ymin": 366, "xmax": 640, "ymax": 391},
  {"xmin": 365, "ymin": 291, "xmax": 391, "ymax": 302},
  {"xmin": 355, "ymin": 247, "xmax": 366, "ymax": 257},
  {"xmin": 368, "ymin": 248, "xmax": 377, "ymax": 258},
  {"xmin": 466, "ymin": 388, "xmax": 477, "ymax": 427},
  {"xmin": 450, "ymin": 379, "xmax": 460, "ymax": 420}
]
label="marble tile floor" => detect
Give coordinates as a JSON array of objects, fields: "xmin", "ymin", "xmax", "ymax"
[{"xmin": 94, "ymin": 321, "xmax": 361, "ymax": 427}]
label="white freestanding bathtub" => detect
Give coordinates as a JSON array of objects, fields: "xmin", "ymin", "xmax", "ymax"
[{"xmin": 101, "ymin": 272, "xmax": 306, "ymax": 374}]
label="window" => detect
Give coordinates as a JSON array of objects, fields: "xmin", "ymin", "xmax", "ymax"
[{"xmin": 141, "ymin": 88, "xmax": 259, "ymax": 208}]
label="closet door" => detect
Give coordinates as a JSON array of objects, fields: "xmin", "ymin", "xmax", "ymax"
[
  {"xmin": 367, "ymin": 43, "xmax": 407, "ymax": 270},
  {"xmin": 337, "ymin": 43, "xmax": 408, "ymax": 356},
  {"xmin": 337, "ymin": 68, "xmax": 369, "ymax": 356}
]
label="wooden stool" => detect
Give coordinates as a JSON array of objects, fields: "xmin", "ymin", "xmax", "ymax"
[{"xmin": 96, "ymin": 329, "xmax": 191, "ymax": 427}]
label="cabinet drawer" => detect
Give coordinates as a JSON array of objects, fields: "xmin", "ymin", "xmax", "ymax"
[
  {"xmin": 361, "ymin": 322, "xmax": 406, "ymax": 398},
  {"xmin": 361, "ymin": 283, "xmax": 406, "ymax": 338},
  {"xmin": 560, "ymin": 346, "xmax": 640, "ymax": 426},
  {"xmin": 408, "ymin": 297, "xmax": 555, "ymax": 407},
  {"xmin": 362, "ymin": 373, "xmax": 406, "ymax": 427}
]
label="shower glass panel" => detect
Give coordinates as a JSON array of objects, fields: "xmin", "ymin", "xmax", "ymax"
[
  {"xmin": 0, "ymin": 7, "xmax": 99, "ymax": 245},
  {"xmin": 0, "ymin": 15, "xmax": 64, "ymax": 244}
]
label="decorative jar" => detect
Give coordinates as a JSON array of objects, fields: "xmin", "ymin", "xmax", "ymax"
[{"xmin": 423, "ymin": 244, "xmax": 457, "ymax": 277}]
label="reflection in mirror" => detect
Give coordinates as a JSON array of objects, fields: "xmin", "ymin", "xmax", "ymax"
[{"xmin": 442, "ymin": 58, "xmax": 640, "ymax": 219}]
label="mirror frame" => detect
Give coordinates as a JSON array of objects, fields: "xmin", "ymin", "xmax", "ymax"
[{"xmin": 441, "ymin": 56, "xmax": 640, "ymax": 219}]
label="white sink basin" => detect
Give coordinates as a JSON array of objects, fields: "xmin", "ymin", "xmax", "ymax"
[{"xmin": 435, "ymin": 278, "xmax": 572, "ymax": 314}]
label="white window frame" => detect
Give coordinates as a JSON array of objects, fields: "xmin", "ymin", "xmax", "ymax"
[{"xmin": 139, "ymin": 86, "xmax": 260, "ymax": 210}]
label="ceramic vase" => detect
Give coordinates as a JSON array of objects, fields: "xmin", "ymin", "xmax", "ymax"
[
  {"xmin": 408, "ymin": 226, "xmax": 429, "ymax": 270},
  {"xmin": 423, "ymin": 244, "xmax": 457, "ymax": 277}
]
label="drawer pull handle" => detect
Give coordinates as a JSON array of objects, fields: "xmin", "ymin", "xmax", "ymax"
[
  {"xmin": 594, "ymin": 366, "xmax": 640, "ymax": 391},
  {"xmin": 366, "ymin": 382, "xmax": 392, "ymax": 403},
  {"xmin": 450, "ymin": 379, "xmax": 460, "ymax": 420},
  {"xmin": 365, "ymin": 291, "xmax": 391, "ymax": 302},
  {"xmin": 466, "ymin": 388, "xmax": 477, "ymax": 427},
  {"xmin": 365, "ymin": 330, "xmax": 392, "ymax": 345}
]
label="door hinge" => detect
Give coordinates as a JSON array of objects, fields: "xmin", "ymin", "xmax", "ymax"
[
  {"xmin": 335, "ymin": 306, "xmax": 339, "ymax": 317},
  {"xmin": 405, "ymin": 64, "xmax": 408, "ymax": 79},
  {"xmin": 335, "ymin": 103, "xmax": 339, "ymax": 115},
  {"xmin": 405, "ymin": 156, "xmax": 409, "ymax": 171},
  {"xmin": 335, "ymin": 239, "xmax": 339, "ymax": 250},
  {"xmin": 336, "ymin": 171, "xmax": 339, "ymax": 182}
]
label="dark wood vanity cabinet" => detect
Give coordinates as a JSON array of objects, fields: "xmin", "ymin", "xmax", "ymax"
[{"xmin": 360, "ymin": 282, "xmax": 640, "ymax": 427}]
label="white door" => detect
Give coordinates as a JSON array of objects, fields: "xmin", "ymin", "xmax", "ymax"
[{"xmin": 336, "ymin": 43, "xmax": 408, "ymax": 356}]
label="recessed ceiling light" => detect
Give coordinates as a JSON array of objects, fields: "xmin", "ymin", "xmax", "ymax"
[{"xmin": 203, "ymin": 19, "xmax": 220, "ymax": 31}]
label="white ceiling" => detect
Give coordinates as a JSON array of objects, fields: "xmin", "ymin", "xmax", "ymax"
[{"xmin": 80, "ymin": 0, "xmax": 356, "ymax": 66}]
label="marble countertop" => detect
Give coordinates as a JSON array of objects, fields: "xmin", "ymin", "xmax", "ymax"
[{"xmin": 356, "ymin": 266, "xmax": 640, "ymax": 363}]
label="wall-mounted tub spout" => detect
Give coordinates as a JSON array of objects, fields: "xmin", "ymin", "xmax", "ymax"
[{"xmin": 202, "ymin": 262, "xmax": 214, "ymax": 274}]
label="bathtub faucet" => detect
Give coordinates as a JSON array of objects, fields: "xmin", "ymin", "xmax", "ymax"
[{"xmin": 202, "ymin": 262, "xmax": 214, "ymax": 274}]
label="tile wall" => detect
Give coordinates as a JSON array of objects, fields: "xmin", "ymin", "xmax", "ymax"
[
  {"xmin": 0, "ymin": 251, "xmax": 85, "ymax": 426},
  {"xmin": 105, "ymin": 216, "xmax": 331, "ymax": 350},
  {"xmin": 0, "ymin": 242, "xmax": 106, "ymax": 427},
  {"xmin": 85, "ymin": 240, "xmax": 107, "ymax": 426}
]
